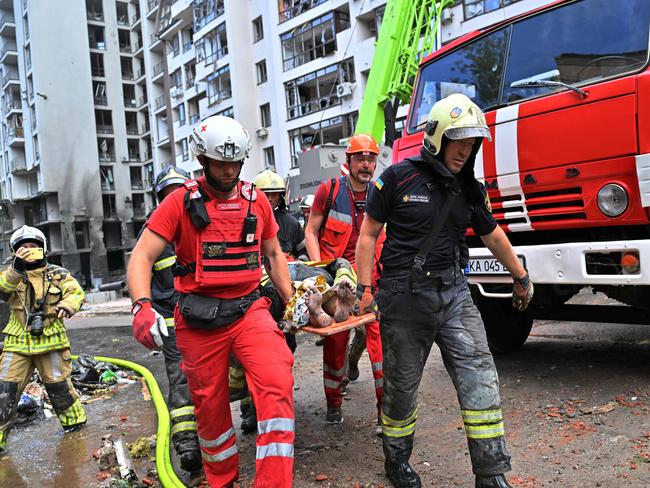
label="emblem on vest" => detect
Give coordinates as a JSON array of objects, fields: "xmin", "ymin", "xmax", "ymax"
[
  {"xmin": 203, "ymin": 242, "xmax": 227, "ymax": 258},
  {"xmin": 241, "ymin": 183, "xmax": 257, "ymax": 202},
  {"xmin": 484, "ymin": 193, "xmax": 492, "ymax": 212},
  {"xmin": 246, "ymin": 252, "xmax": 259, "ymax": 270}
]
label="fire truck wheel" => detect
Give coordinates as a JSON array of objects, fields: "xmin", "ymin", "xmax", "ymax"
[{"xmin": 473, "ymin": 294, "xmax": 534, "ymax": 354}]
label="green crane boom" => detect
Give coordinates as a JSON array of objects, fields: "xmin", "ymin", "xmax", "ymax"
[{"xmin": 355, "ymin": 0, "xmax": 454, "ymax": 143}]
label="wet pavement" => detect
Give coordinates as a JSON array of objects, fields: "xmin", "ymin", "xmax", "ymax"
[{"xmin": 0, "ymin": 313, "xmax": 648, "ymax": 487}]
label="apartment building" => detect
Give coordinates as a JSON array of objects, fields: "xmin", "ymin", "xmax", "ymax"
[
  {"xmin": 0, "ymin": 0, "xmax": 550, "ymax": 285},
  {"xmin": 0, "ymin": 0, "xmax": 167, "ymax": 286}
]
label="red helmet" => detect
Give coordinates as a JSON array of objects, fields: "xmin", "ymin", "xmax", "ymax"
[{"xmin": 345, "ymin": 134, "xmax": 379, "ymax": 157}]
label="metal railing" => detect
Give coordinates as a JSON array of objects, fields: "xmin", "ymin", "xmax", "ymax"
[
  {"xmin": 99, "ymin": 153, "xmax": 116, "ymax": 162},
  {"xmin": 141, "ymin": 123, "xmax": 150, "ymax": 134},
  {"xmin": 279, "ymin": 0, "xmax": 327, "ymax": 23},
  {"xmin": 94, "ymin": 95, "xmax": 108, "ymax": 105},
  {"xmin": 132, "ymin": 14, "xmax": 140, "ymax": 25},
  {"xmin": 122, "ymin": 71, "xmax": 134, "ymax": 80},
  {"xmin": 147, "ymin": 0, "xmax": 159, "ymax": 13},
  {"xmin": 0, "ymin": 15, "xmax": 16, "ymax": 27},
  {"xmin": 154, "ymin": 95, "xmax": 166, "ymax": 110},
  {"xmin": 96, "ymin": 125, "xmax": 114, "ymax": 134},
  {"xmin": 0, "ymin": 44, "xmax": 17, "ymax": 59},
  {"xmin": 10, "ymin": 158, "xmax": 26, "ymax": 172},
  {"xmin": 1, "ymin": 74, "xmax": 19, "ymax": 86},
  {"xmin": 138, "ymin": 95, "xmax": 148, "ymax": 107},
  {"xmin": 124, "ymin": 98, "xmax": 137, "ymax": 108},
  {"xmin": 183, "ymin": 41, "xmax": 192, "ymax": 53},
  {"xmin": 86, "ymin": 11, "xmax": 104, "ymax": 22},
  {"xmin": 189, "ymin": 114, "xmax": 199, "ymax": 124},
  {"xmin": 126, "ymin": 127, "xmax": 139, "ymax": 135},
  {"xmin": 7, "ymin": 126, "xmax": 24, "ymax": 139},
  {"xmin": 185, "ymin": 76, "xmax": 195, "ymax": 89},
  {"xmin": 119, "ymin": 44, "xmax": 132, "ymax": 54},
  {"xmin": 117, "ymin": 16, "xmax": 129, "ymax": 26},
  {"xmin": 152, "ymin": 62, "xmax": 164, "ymax": 76}
]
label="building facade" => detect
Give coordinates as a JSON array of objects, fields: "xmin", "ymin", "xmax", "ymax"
[{"xmin": 0, "ymin": 0, "xmax": 550, "ymax": 285}]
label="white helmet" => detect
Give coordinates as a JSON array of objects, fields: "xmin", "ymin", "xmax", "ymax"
[
  {"xmin": 189, "ymin": 115, "xmax": 252, "ymax": 162},
  {"xmin": 10, "ymin": 225, "xmax": 47, "ymax": 253}
]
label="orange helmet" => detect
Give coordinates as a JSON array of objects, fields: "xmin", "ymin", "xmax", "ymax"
[{"xmin": 345, "ymin": 134, "xmax": 379, "ymax": 157}]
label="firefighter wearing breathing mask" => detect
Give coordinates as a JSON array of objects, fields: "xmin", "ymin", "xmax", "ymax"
[
  {"xmin": 356, "ymin": 94, "xmax": 533, "ymax": 488},
  {"xmin": 0, "ymin": 226, "xmax": 86, "ymax": 454},
  {"xmin": 128, "ymin": 115, "xmax": 295, "ymax": 487}
]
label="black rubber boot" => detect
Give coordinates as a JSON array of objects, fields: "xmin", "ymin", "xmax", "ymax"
[
  {"xmin": 240, "ymin": 401, "xmax": 257, "ymax": 434},
  {"xmin": 347, "ymin": 360, "xmax": 360, "ymax": 381},
  {"xmin": 325, "ymin": 406, "xmax": 343, "ymax": 424},
  {"xmin": 385, "ymin": 460, "xmax": 422, "ymax": 488},
  {"xmin": 179, "ymin": 449, "xmax": 203, "ymax": 472},
  {"xmin": 475, "ymin": 474, "xmax": 513, "ymax": 488}
]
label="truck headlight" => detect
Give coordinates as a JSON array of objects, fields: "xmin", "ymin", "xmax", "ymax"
[{"xmin": 597, "ymin": 184, "xmax": 628, "ymax": 217}]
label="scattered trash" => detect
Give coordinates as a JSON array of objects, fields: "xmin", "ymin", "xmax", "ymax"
[
  {"xmin": 100, "ymin": 370, "xmax": 119, "ymax": 385},
  {"xmin": 128, "ymin": 435, "xmax": 155, "ymax": 459},
  {"xmin": 580, "ymin": 401, "xmax": 617, "ymax": 415},
  {"xmin": 315, "ymin": 473, "xmax": 329, "ymax": 481},
  {"xmin": 98, "ymin": 434, "xmax": 118, "ymax": 471},
  {"xmin": 114, "ymin": 437, "xmax": 139, "ymax": 482}
]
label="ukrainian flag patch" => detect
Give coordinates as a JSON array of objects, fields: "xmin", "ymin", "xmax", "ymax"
[{"xmin": 375, "ymin": 178, "xmax": 384, "ymax": 190}]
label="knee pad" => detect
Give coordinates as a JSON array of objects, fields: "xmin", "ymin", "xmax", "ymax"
[
  {"xmin": 0, "ymin": 381, "xmax": 18, "ymax": 422},
  {"xmin": 45, "ymin": 380, "xmax": 75, "ymax": 412}
]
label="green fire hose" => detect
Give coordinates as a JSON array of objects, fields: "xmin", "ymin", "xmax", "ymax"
[{"xmin": 73, "ymin": 355, "xmax": 186, "ymax": 488}]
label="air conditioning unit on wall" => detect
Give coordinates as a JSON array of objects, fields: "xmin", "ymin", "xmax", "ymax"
[
  {"xmin": 441, "ymin": 8, "xmax": 453, "ymax": 24},
  {"xmin": 256, "ymin": 127, "xmax": 268, "ymax": 138},
  {"xmin": 336, "ymin": 82, "xmax": 353, "ymax": 99}
]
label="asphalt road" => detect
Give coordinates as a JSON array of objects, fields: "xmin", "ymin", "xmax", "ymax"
[{"xmin": 1, "ymin": 314, "xmax": 649, "ymax": 487}]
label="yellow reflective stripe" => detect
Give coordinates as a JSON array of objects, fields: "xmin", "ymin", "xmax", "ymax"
[
  {"xmin": 154, "ymin": 255, "xmax": 177, "ymax": 271},
  {"xmin": 171, "ymin": 421, "xmax": 197, "ymax": 436},
  {"xmin": 164, "ymin": 317, "xmax": 175, "ymax": 327},
  {"xmin": 333, "ymin": 267, "xmax": 357, "ymax": 286},
  {"xmin": 462, "ymin": 409, "xmax": 503, "ymax": 424},
  {"xmin": 465, "ymin": 422, "xmax": 505, "ymax": 439},
  {"xmin": 382, "ymin": 408, "xmax": 417, "ymax": 428},
  {"xmin": 57, "ymin": 399, "xmax": 87, "ymax": 427},
  {"xmin": 171, "ymin": 406, "xmax": 195, "ymax": 418},
  {"xmin": 382, "ymin": 423, "xmax": 416, "ymax": 438},
  {"xmin": 0, "ymin": 274, "xmax": 17, "ymax": 292}
]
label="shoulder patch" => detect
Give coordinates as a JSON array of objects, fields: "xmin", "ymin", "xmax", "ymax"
[
  {"xmin": 375, "ymin": 178, "xmax": 384, "ymax": 190},
  {"xmin": 241, "ymin": 183, "xmax": 257, "ymax": 202},
  {"xmin": 484, "ymin": 193, "xmax": 492, "ymax": 212}
]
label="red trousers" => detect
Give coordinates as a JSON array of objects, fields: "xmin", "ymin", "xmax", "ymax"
[
  {"xmin": 176, "ymin": 298, "xmax": 295, "ymax": 488},
  {"xmin": 323, "ymin": 319, "xmax": 383, "ymax": 413}
]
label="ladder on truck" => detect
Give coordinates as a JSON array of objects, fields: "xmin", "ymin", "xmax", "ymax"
[{"xmin": 356, "ymin": 0, "xmax": 454, "ymax": 145}]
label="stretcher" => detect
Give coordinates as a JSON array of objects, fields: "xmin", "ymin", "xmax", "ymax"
[{"xmin": 301, "ymin": 312, "xmax": 376, "ymax": 336}]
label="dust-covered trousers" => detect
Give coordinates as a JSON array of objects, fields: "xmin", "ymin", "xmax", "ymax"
[
  {"xmin": 160, "ymin": 319, "xmax": 199, "ymax": 455},
  {"xmin": 0, "ymin": 348, "xmax": 87, "ymax": 449},
  {"xmin": 377, "ymin": 274, "xmax": 511, "ymax": 476},
  {"xmin": 323, "ymin": 318, "xmax": 383, "ymax": 413},
  {"xmin": 175, "ymin": 297, "xmax": 295, "ymax": 488}
]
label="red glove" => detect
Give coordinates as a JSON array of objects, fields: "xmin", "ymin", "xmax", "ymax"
[{"xmin": 132, "ymin": 298, "xmax": 168, "ymax": 350}]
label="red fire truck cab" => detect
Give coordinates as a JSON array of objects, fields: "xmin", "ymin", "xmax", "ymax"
[{"xmin": 393, "ymin": 0, "xmax": 650, "ymax": 351}]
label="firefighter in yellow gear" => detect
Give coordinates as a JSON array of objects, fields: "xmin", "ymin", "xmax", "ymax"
[{"xmin": 0, "ymin": 225, "xmax": 87, "ymax": 454}]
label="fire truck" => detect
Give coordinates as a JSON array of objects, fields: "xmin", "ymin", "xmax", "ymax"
[{"xmin": 386, "ymin": 0, "xmax": 650, "ymax": 351}]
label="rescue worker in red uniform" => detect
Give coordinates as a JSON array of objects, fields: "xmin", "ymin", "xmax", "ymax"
[
  {"xmin": 128, "ymin": 115, "xmax": 295, "ymax": 488},
  {"xmin": 356, "ymin": 94, "xmax": 534, "ymax": 488},
  {"xmin": 305, "ymin": 133, "xmax": 384, "ymax": 426},
  {"xmin": 138, "ymin": 165, "xmax": 201, "ymax": 472}
]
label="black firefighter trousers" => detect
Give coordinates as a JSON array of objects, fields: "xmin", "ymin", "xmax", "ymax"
[
  {"xmin": 377, "ymin": 276, "xmax": 511, "ymax": 476},
  {"xmin": 161, "ymin": 325, "xmax": 200, "ymax": 455}
]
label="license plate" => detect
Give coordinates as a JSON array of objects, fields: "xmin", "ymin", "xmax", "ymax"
[{"xmin": 465, "ymin": 256, "xmax": 524, "ymax": 275}]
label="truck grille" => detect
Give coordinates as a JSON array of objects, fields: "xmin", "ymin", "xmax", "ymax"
[{"xmin": 490, "ymin": 186, "xmax": 586, "ymax": 227}]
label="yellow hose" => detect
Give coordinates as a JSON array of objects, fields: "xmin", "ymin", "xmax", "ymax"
[{"xmin": 73, "ymin": 354, "xmax": 186, "ymax": 488}]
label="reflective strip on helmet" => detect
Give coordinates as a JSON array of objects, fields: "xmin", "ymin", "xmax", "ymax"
[
  {"xmin": 170, "ymin": 405, "xmax": 195, "ymax": 419},
  {"xmin": 154, "ymin": 255, "xmax": 177, "ymax": 271},
  {"xmin": 199, "ymin": 427, "xmax": 235, "ymax": 449},
  {"xmin": 464, "ymin": 422, "xmax": 505, "ymax": 439},
  {"xmin": 202, "ymin": 444, "xmax": 238, "ymax": 463},
  {"xmin": 257, "ymin": 418, "xmax": 295, "ymax": 435},
  {"xmin": 171, "ymin": 421, "xmax": 197, "ymax": 436},
  {"xmin": 445, "ymin": 126, "xmax": 491, "ymax": 141},
  {"xmin": 256, "ymin": 442, "xmax": 294, "ymax": 460}
]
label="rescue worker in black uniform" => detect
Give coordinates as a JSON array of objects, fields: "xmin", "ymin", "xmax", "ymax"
[
  {"xmin": 140, "ymin": 165, "xmax": 202, "ymax": 472},
  {"xmin": 356, "ymin": 94, "xmax": 534, "ymax": 488},
  {"xmin": 253, "ymin": 170, "xmax": 306, "ymax": 259}
]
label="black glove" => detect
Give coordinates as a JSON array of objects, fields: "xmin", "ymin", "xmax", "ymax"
[
  {"xmin": 356, "ymin": 284, "xmax": 378, "ymax": 317},
  {"xmin": 12, "ymin": 255, "xmax": 27, "ymax": 273}
]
